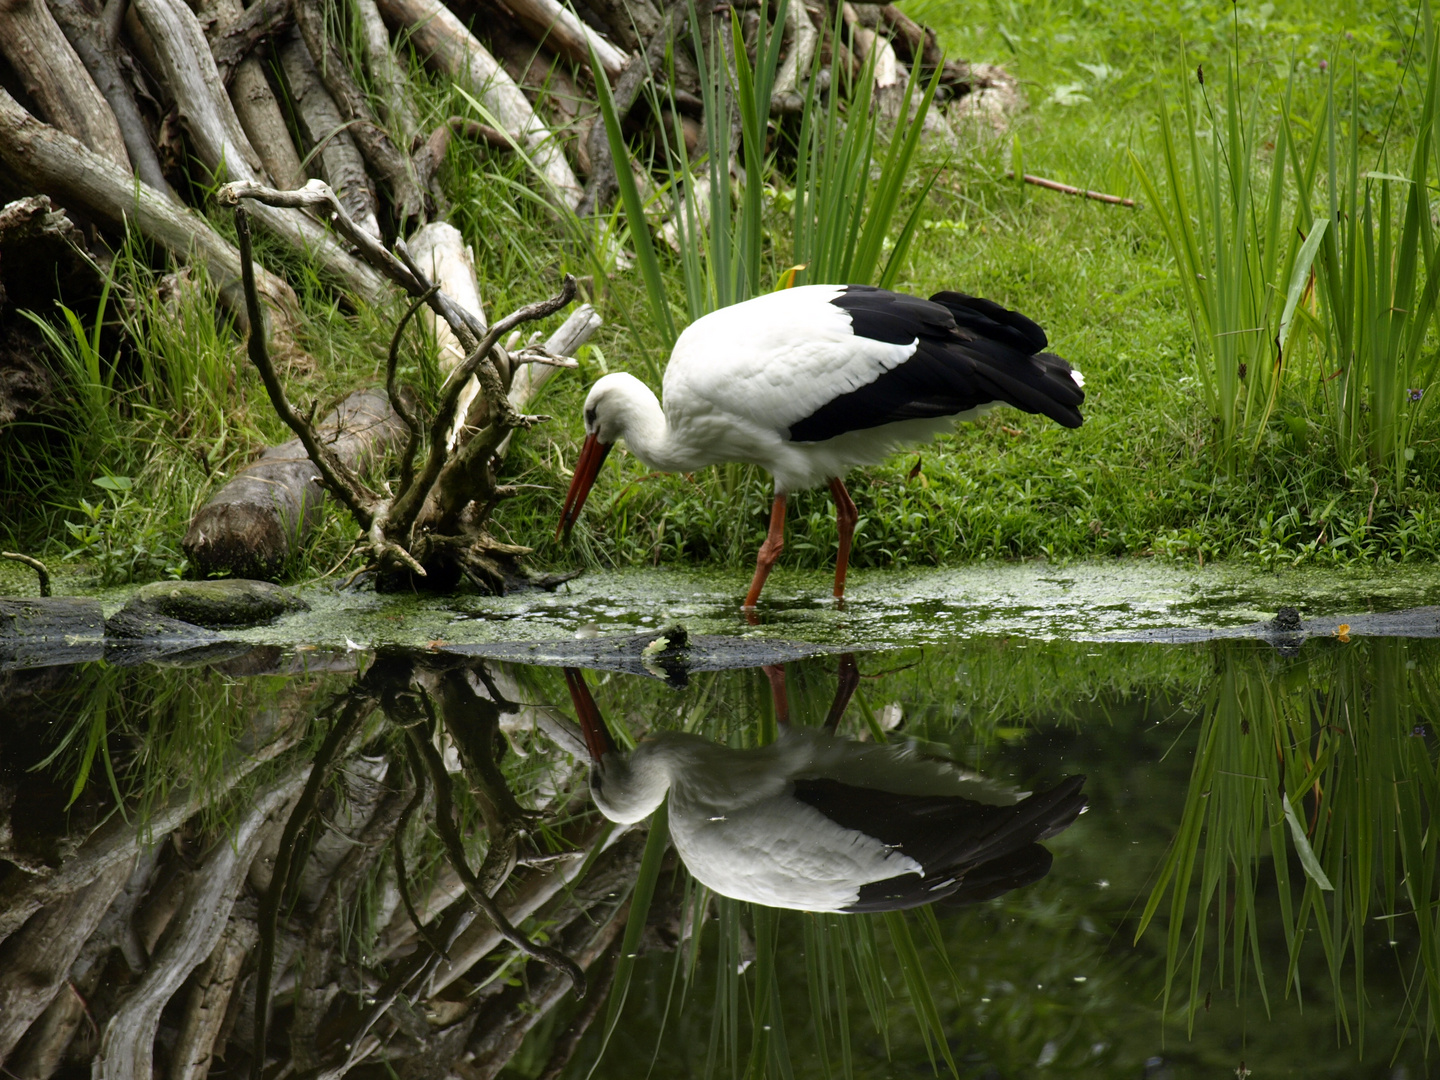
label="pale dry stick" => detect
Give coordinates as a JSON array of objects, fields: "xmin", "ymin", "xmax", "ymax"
[
  {"xmin": 373, "ymin": 0, "xmax": 582, "ymax": 208},
  {"xmin": 0, "ymin": 86, "xmax": 300, "ymax": 332},
  {"xmin": 1, "ymin": 552, "xmax": 51, "ymax": 596},
  {"xmin": 502, "ymin": 0, "xmax": 629, "ymax": 78},
  {"xmin": 279, "ymin": 31, "xmax": 382, "ymax": 238},
  {"xmin": 199, "ymin": 0, "xmax": 305, "ymax": 190},
  {"xmin": 353, "ymin": 0, "xmax": 419, "ymax": 145},
  {"xmin": 130, "ymin": 0, "xmax": 389, "ymax": 302},
  {"xmin": 219, "ymin": 180, "xmax": 479, "ymax": 351},
  {"xmin": 48, "ymin": 0, "xmax": 175, "ymax": 197},
  {"xmin": 1006, "ymin": 170, "xmax": 1138, "ymax": 207},
  {"xmin": 0, "ymin": 0, "xmax": 130, "ymax": 168}
]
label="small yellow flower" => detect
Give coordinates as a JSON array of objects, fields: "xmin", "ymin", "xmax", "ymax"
[{"xmin": 1335, "ymin": 623, "xmax": 1351, "ymax": 643}]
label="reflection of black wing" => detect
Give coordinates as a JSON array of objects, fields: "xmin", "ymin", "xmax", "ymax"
[{"xmin": 789, "ymin": 774, "xmax": 1087, "ymax": 913}]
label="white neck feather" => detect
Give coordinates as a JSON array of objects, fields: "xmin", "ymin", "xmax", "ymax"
[
  {"xmin": 592, "ymin": 374, "xmax": 694, "ymax": 473},
  {"xmin": 592, "ymin": 744, "xmax": 673, "ymax": 825}
]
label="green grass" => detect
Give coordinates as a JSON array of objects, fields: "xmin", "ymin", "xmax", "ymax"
[{"xmin": 3, "ymin": 0, "xmax": 1439, "ymax": 582}]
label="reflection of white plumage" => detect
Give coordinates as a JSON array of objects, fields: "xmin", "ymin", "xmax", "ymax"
[{"xmin": 565, "ymin": 666, "xmax": 1086, "ymax": 913}]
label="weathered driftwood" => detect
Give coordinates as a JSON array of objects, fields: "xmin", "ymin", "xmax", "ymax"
[
  {"xmin": 375, "ymin": 0, "xmax": 583, "ymax": 209},
  {"xmin": 292, "ymin": 0, "xmax": 425, "ymax": 226},
  {"xmin": 130, "ymin": 0, "xmax": 389, "ymax": 300},
  {"xmin": 46, "ymin": 0, "xmax": 175, "ymax": 197},
  {"xmin": 0, "ymin": 0, "xmax": 131, "ymax": 170},
  {"xmin": 0, "ymin": 858, "xmax": 132, "ymax": 1061},
  {"xmin": 181, "ymin": 388, "xmax": 409, "ymax": 579},
  {"xmin": 277, "ymin": 30, "xmax": 383, "ymax": 238},
  {"xmin": 483, "ymin": 15, "xmax": 593, "ymax": 172},
  {"xmin": 198, "ymin": 0, "xmax": 306, "ymax": 191},
  {"xmin": 354, "ymin": 0, "xmax": 420, "ymax": 146},
  {"xmin": 498, "ymin": 0, "xmax": 628, "ymax": 79},
  {"xmin": 93, "ymin": 768, "xmax": 306, "ymax": 1080},
  {"xmin": 209, "ymin": 0, "xmax": 291, "ymax": 85},
  {"xmin": 0, "ymin": 86, "xmax": 300, "ymax": 332}
]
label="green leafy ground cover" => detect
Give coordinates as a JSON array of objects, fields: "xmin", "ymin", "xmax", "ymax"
[{"xmin": 3, "ymin": 0, "xmax": 1438, "ymax": 585}]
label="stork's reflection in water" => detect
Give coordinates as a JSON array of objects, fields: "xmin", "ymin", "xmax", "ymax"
[{"xmin": 565, "ymin": 656, "xmax": 1086, "ymax": 913}]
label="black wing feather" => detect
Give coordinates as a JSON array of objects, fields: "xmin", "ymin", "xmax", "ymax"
[
  {"xmin": 787, "ymin": 286, "xmax": 1084, "ymax": 443},
  {"xmin": 788, "ymin": 773, "xmax": 1087, "ymax": 913}
]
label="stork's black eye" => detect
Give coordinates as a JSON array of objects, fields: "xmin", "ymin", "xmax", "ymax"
[{"xmin": 585, "ymin": 406, "xmax": 598, "ymax": 429}]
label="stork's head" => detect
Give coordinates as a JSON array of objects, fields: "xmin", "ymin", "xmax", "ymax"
[
  {"xmin": 555, "ymin": 373, "xmax": 647, "ymax": 540},
  {"xmin": 564, "ymin": 666, "xmax": 670, "ymax": 825}
]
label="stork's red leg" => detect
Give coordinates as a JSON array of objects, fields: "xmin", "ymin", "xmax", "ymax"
[
  {"xmin": 829, "ymin": 477, "xmax": 859, "ymax": 600},
  {"xmin": 822, "ymin": 653, "xmax": 859, "ymax": 732},
  {"xmin": 763, "ymin": 664, "xmax": 790, "ymax": 726},
  {"xmin": 743, "ymin": 494, "xmax": 787, "ymax": 609}
]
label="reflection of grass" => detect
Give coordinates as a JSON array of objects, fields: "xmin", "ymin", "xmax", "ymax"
[{"xmin": 1138, "ymin": 638, "xmax": 1440, "ymax": 1053}]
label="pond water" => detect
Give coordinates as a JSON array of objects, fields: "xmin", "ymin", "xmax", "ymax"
[{"xmin": 2, "ymin": 567, "xmax": 1438, "ymax": 1079}]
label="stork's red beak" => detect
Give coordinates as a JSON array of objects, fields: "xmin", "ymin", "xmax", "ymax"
[
  {"xmin": 555, "ymin": 433, "xmax": 612, "ymax": 541},
  {"xmin": 565, "ymin": 667, "xmax": 617, "ymax": 761}
]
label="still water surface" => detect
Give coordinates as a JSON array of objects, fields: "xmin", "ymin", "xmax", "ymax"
[{"xmin": 0, "ymin": 627, "xmax": 1435, "ymax": 1078}]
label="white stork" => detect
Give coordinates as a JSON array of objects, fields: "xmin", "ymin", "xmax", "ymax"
[
  {"xmin": 556, "ymin": 284, "xmax": 1085, "ymax": 607},
  {"xmin": 564, "ymin": 662, "xmax": 1087, "ymax": 913}
]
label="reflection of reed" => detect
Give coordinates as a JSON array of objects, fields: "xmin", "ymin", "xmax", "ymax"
[
  {"xmin": 0, "ymin": 654, "xmax": 642, "ymax": 1080},
  {"xmin": 1139, "ymin": 638, "xmax": 1440, "ymax": 1050}
]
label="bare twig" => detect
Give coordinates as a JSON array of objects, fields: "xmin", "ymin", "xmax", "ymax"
[
  {"xmin": 1006, "ymin": 170, "xmax": 1137, "ymax": 207},
  {"xmin": 1, "ymin": 552, "xmax": 51, "ymax": 596},
  {"xmin": 579, "ymin": 3, "xmax": 687, "ymax": 218},
  {"xmin": 234, "ymin": 207, "xmax": 379, "ymax": 529},
  {"xmin": 388, "ymin": 285, "xmax": 439, "ymax": 499},
  {"xmin": 386, "ymin": 276, "xmax": 576, "ymax": 538}
]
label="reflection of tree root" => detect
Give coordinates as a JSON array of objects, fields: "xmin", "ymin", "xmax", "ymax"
[
  {"xmin": 392, "ymin": 755, "xmax": 451, "ymax": 959},
  {"xmin": 251, "ymin": 692, "xmax": 373, "ymax": 1080},
  {"xmin": 291, "ymin": 764, "xmax": 409, "ymax": 1071},
  {"xmin": 402, "ymin": 720, "xmax": 586, "ymax": 998}
]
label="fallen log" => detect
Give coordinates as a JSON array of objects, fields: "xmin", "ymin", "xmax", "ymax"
[
  {"xmin": 130, "ymin": 0, "xmax": 390, "ymax": 300},
  {"xmin": 291, "ymin": 1, "xmax": 425, "ymax": 226},
  {"xmin": 0, "ymin": 87, "xmax": 301, "ymax": 334},
  {"xmin": 181, "ymin": 388, "xmax": 410, "ymax": 579},
  {"xmin": 277, "ymin": 30, "xmax": 382, "ymax": 239},
  {"xmin": 0, "ymin": 0, "xmax": 131, "ymax": 170},
  {"xmin": 198, "ymin": 0, "xmax": 307, "ymax": 191},
  {"xmin": 498, "ymin": 0, "xmax": 628, "ymax": 79},
  {"xmin": 47, "ymin": 0, "xmax": 176, "ymax": 197},
  {"xmin": 375, "ymin": 0, "xmax": 583, "ymax": 209}
]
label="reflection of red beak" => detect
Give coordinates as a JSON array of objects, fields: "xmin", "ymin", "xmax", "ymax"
[
  {"xmin": 565, "ymin": 667, "xmax": 617, "ymax": 761},
  {"xmin": 555, "ymin": 433, "xmax": 613, "ymax": 541}
]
